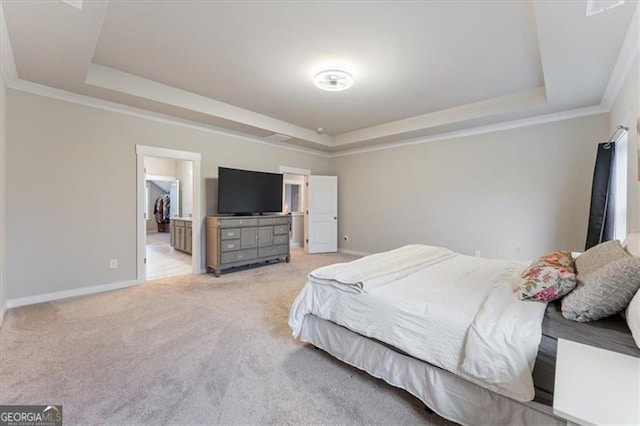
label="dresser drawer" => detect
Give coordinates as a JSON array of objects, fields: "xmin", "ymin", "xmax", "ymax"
[
  {"xmin": 258, "ymin": 216, "xmax": 289, "ymax": 226},
  {"xmin": 221, "ymin": 239, "xmax": 241, "ymax": 252},
  {"xmin": 273, "ymin": 234, "xmax": 288, "ymax": 245},
  {"xmin": 185, "ymin": 221, "xmax": 192, "ymax": 228},
  {"xmin": 273, "ymin": 225, "xmax": 289, "ymax": 235},
  {"xmin": 258, "ymin": 245, "xmax": 288, "ymax": 258},
  {"xmin": 220, "ymin": 229, "xmax": 241, "ymax": 240},
  {"xmin": 221, "ymin": 249, "xmax": 257, "ymax": 264},
  {"xmin": 258, "ymin": 217, "xmax": 276, "ymax": 226},
  {"xmin": 218, "ymin": 218, "xmax": 258, "ymax": 228},
  {"xmin": 273, "ymin": 217, "xmax": 290, "ymax": 225}
]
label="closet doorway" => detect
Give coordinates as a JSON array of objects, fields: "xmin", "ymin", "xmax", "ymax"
[
  {"xmin": 136, "ymin": 146, "xmax": 202, "ymax": 282},
  {"xmin": 279, "ymin": 166, "xmax": 310, "ymax": 250},
  {"xmin": 144, "ymin": 156, "xmax": 192, "ymax": 280}
]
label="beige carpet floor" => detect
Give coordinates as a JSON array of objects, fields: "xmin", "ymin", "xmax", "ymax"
[{"xmin": 0, "ymin": 249, "xmax": 453, "ymax": 425}]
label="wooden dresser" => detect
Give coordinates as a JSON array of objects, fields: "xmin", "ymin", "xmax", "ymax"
[{"xmin": 206, "ymin": 215, "xmax": 291, "ymax": 276}]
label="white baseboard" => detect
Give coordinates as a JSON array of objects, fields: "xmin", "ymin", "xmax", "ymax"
[
  {"xmin": 339, "ymin": 248, "xmax": 372, "ymax": 256},
  {"xmin": 291, "ymin": 242, "xmax": 302, "ymax": 248},
  {"xmin": 6, "ymin": 279, "xmax": 143, "ymax": 309}
]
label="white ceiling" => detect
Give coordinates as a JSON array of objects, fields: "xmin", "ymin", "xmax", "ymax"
[{"xmin": 2, "ymin": 1, "xmax": 638, "ymax": 152}]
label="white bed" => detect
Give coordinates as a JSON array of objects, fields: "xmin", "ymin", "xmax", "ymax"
[{"xmin": 289, "ymin": 245, "xmax": 565, "ymax": 425}]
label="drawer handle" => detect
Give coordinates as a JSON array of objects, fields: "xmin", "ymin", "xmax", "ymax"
[
  {"xmin": 228, "ymin": 232, "xmax": 235, "ymax": 236},
  {"xmin": 227, "ymin": 244, "xmax": 233, "ymax": 248},
  {"xmin": 238, "ymin": 254, "xmax": 244, "ymax": 259}
]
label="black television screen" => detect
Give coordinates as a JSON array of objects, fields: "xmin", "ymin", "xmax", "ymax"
[{"xmin": 218, "ymin": 167, "xmax": 283, "ymax": 214}]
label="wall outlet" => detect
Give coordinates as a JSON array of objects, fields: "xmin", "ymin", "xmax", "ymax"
[
  {"xmin": 109, "ymin": 259, "xmax": 118, "ymax": 269},
  {"xmin": 474, "ymin": 250, "xmax": 481, "ymax": 258},
  {"xmin": 344, "ymin": 235, "xmax": 349, "ymax": 241}
]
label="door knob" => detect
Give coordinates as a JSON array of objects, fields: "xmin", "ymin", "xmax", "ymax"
[{"xmin": 333, "ymin": 216, "xmax": 337, "ymax": 220}]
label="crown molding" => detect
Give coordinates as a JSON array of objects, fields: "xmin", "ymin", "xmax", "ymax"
[
  {"xmin": 332, "ymin": 87, "xmax": 547, "ymax": 147},
  {"xmin": 330, "ymin": 105, "xmax": 608, "ymax": 158},
  {"xmin": 8, "ymin": 77, "xmax": 612, "ymax": 159},
  {"xmin": 601, "ymin": 3, "xmax": 640, "ymax": 109},
  {"xmin": 7, "ymin": 79, "xmax": 331, "ymax": 158}
]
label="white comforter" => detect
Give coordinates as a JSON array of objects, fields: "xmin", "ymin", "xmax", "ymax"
[
  {"xmin": 289, "ymin": 245, "xmax": 546, "ymax": 402},
  {"xmin": 309, "ymin": 244, "xmax": 456, "ymax": 293}
]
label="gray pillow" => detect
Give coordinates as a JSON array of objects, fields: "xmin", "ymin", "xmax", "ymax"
[
  {"xmin": 562, "ymin": 256, "xmax": 640, "ymax": 322},
  {"xmin": 575, "ymin": 240, "xmax": 629, "ymax": 276}
]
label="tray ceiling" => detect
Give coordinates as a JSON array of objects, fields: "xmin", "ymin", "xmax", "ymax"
[{"xmin": 2, "ymin": 1, "xmax": 637, "ymax": 152}]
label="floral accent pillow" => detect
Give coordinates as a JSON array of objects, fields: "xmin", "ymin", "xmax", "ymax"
[{"xmin": 515, "ymin": 251, "xmax": 577, "ymax": 302}]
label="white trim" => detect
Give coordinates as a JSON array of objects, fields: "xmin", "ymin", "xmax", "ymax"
[
  {"xmin": 601, "ymin": 5, "xmax": 640, "ymax": 109},
  {"xmin": 137, "ymin": 145, "xmax": 203, "ymax": 282},
  {"xmin": 8, "ymin": 79, "xmax": 330, "ymax": 158},
  {"xmin": 279, "ymin": 166, "xmax": 311, "ymax": 176},
  {"xmin": 6, "ymin": 279, "xmax": 142, "ymax": 309},
  {"xmin": 330, "ymin": 105, "xmax": 608, "ymax": 158},
  {"xmin": 338, "ymin": 248, "xmax": 371, "ymax": 257},
  {"xmin": 290, "ymin": 242, "xmax": 302, "ymax": 248},
  {"xmin": 146, "ymin": 174, "xmax": 176, "ymax": 182},
  {"xmin": 136, "ymin": 144, "xmax": 201, "ymax": 162}
]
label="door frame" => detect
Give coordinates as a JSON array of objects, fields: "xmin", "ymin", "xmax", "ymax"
[
  {"xmin": 136, "ymin": 145, "xmax": 203, "ymax": 282},
  {"xmin": 279, "ymin": 166, "xmax": 311, "ymax": 176},
  {"xmin": 279, "ymin": 166, "xmax": 311, "ymax": 249}
]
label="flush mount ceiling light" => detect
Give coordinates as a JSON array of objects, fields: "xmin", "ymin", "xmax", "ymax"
[{"xmin": 314, "ymin": 70, "xmax": 353, "ymax": 91}]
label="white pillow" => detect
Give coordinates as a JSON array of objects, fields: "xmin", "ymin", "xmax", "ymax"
[{"xmin": 628, "ymin": 290, "xmax": 640, "ymax": 349}]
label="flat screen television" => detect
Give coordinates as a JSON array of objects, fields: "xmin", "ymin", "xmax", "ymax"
[{"xmin": 218, "ymin": 167, "xmax": 283, "ymax": 215}]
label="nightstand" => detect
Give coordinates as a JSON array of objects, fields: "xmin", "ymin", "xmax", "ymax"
[{"xmin": 553, "ymin": 339, "xmax": 640, "ymax": 425}]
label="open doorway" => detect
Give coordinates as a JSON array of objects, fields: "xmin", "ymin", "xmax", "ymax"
[
  {"xmin": 283, "ymin": 174, "xmax": 305, "ymax": 248},
  {"xmin": 279, "ymin": 166, "xmax": 310, "ymax": 251},
  {"xmin": 144, "ymin": 156, "xmax": 193, "ymax": 280},
  {"xmin": 136, "ymin": 146, "xmax": 202, "ymax": 283}
]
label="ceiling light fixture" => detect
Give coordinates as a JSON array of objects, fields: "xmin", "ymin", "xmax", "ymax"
[{"xmin": 314, "ymin": 70, "xmax": 353, "ymax": 92}]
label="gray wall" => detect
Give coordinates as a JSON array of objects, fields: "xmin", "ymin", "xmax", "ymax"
[
  {"xmin": 6, "ymin": 90, "xmax": 330, "ymax": 300},
  {"xmin": 3, "ymin": 80, "xmax": 630, "ymax": 302},
  {"xmin": 330, "ymin": 114, "xmax": 610, "ymax": 260}
]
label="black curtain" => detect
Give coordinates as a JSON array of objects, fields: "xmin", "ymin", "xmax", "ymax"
[{"xmin": 585, "ymin": 142, "xmax": 615, "ymax": 250}]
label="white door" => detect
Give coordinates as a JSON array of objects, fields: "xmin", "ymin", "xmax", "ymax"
[
  {"xmin": 169, "ymin": 180, "xmax": 180, "ymax": 218},
  {"xmin": 305, "ymin": 176, "xmax": 338, "ymax": 253}
]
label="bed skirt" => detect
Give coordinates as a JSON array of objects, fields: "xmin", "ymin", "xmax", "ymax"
[{"xmin": 299, "ymin": 314, "xmax": 564, "ymax": 426}]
